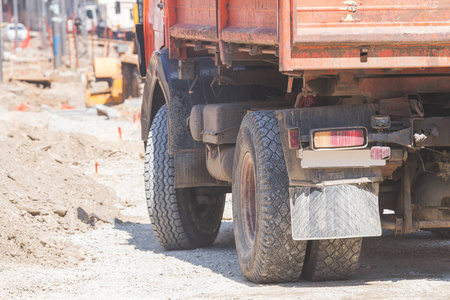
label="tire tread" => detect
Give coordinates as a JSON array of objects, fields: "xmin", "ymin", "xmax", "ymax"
[
  {"xmin": 145, "ymin": 106, "xmax": 191, "ymax": 250},
  {"xmin": 302, "ymin": 238, "xmax": 362, "ymax": 281},
  {"xmin": 234, "ymin": 111, "xmax": 307, "ymax": 283}
]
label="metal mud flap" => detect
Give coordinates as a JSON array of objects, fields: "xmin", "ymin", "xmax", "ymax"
[{"xmin": 290, "ymin": 183, "xmax": 382, "ymax": 240}]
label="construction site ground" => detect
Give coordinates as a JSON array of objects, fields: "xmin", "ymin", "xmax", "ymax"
[{"xmin": 0, "ymin": 35, "xmax": 449, "ymax": 300}]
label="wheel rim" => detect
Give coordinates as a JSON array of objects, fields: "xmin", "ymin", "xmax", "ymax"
[
  {"xmin": 241, "ymin": 152, "xmax": 256, "ymax": 248},
  {"xmin": 184, "ymin": 188, "xmax": 217, "ymax": 227},
  {"xmin": 188, "ymin": 196, "xmax": 214, "ymax": 220}
]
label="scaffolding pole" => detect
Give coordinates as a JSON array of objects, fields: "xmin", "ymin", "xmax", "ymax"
[
  {"xmin": 0, "ymin": 1, "xmax": 3, "ymax": 82},
  {"xmin": 13, "ymin": 0, "xmax": 19, "ymax": 51},
  {"xmin": 60, "ymin": 0, "xmax": 67, "ymax": 56},
  {"xmin": 41, "ymin": 0, "xmax": 47, "ymax": 50},
  {"xmin": 50, "ymin": 0, "xmax": 62, "ymax": 68}
]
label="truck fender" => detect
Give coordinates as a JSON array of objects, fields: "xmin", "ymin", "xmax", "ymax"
[
  {"xmin": 140, "ymin": 49, "xmax": 172, "ymax": 142},
  {"xmin": 141, "ymin": 49, "xmax": 219, "ymax": 152},
  {"xmin": 141, "ymin": 49, "xmax": 224, "ymax": 188}
]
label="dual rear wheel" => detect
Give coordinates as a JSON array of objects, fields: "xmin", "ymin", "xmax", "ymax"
[
  {"xmin": 146, "ymin": 106, "xmax": 362, "ymax": 282},
  {"xmin": 232, "ymin": 111, "xmax": 362, "ymax": 282}
]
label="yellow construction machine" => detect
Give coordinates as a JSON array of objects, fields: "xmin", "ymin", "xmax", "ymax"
[
  {"xmin": 85, "ymin": 57, "xmax": 124, "ymax": 107},
  {"xmin": 85, "ymin": 1, "xmax": 142, "ymax": 107}
]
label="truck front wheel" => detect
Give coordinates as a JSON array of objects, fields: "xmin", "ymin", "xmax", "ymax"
[
  {"xmin": 145, "ymin": 105, "xmax": 225, "ymax": 250},
  {"xmin": 232, "ymin": 111, "xmax": 307, "ymax": 283}
]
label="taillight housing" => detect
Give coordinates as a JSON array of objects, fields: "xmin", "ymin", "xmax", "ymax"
[{"xmin": 311, "ymin": 127, "xmax": 368, "ymax": 150}]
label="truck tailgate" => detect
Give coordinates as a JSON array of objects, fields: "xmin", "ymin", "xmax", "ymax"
[
  {"xmin": 294, "ymin": 0, "xmax": 450, "ymax": 45},
  {"xmin": 281, "ymin": 0, "xmax": 450, "ymax": 71}
]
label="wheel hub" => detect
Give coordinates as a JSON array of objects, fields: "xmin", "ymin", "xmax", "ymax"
[{"xmin": 241, "ymin": 152, "xmax": 256, "ymax": 248}]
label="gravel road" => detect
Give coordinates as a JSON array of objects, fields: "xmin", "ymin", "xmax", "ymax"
[{"xmin": 0, "ymin": 82, "xmax": 449, "ymax": 299}]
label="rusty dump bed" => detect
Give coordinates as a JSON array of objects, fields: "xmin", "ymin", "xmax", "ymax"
[{"xmin": 165, "ymin": 0, "xmax": 450, "ymax": 72}]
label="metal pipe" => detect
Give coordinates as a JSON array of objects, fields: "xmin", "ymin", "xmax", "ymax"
[
  {"xmin": 13, "ymin": 0, "xmax": 19, "ymax": 51},
  {"xmin": 60, "ymin": 0, "xmax": 67, "ymax": 56},
  {"xmin": 380, "ymin": 215, "xmax": 450, "ymax": 231},
  {"xmin": 380, "ymin": 216, "xmax": 396, "ymax": 230},
  {"xmin": 262, "ymin": 49, "xmax": 277, "ymax": 55},
  {"xmin": 26, "ymin": 0, "xmax": 31, "ymax": 29},
  {"xmin": 91, "ymin": 19, "xmax": 95, "ymax": 60},
  {"xmin": 66, "ymin": 17, "xmax": 71, "ymax": 67},
  {"xmin": 80, "ymin": 0, "xmax": 88, "ymax": 57},
  {"xmin": 415, "ymin": 220, "xmax": 450, "ymax": 229},
  {"xmin": 72, "ymin": 18, "xmax": 79, "ymax": 68},
  {"xmin": 51, "ymin": 0, "xmax": 62, "ymax": 68},
  {"xmin": 237, "ymin": 47, "xmax": 276, "ymax": 55},
  {"xmin": 185, "ymin": 42, "xmax": 216, "ymax": 51},
  {"xmin": 41, "ymin": 0, "xmax": 47, "ymax": 50},
  {"xmin": 106, "ymin": 28, "xmax": 112, "ymax": 57},
  {"xmin": 0, "ymin": 0, "xmax": 3, "ymax": 82},
  {"xmin": 237, "ymin": 47, "xmax": 251, "ymax": 52},
  {"xmin": 380, "ymin": 214, "xmax": 403, "ymax": 234},
  {"xmin": 403, "ymin": 158, "xmax": 415, "ymax": 233}
]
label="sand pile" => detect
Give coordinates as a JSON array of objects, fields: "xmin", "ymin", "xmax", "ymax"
[
  {"xmin": 0, "ymin": 120, "xmax": 120, "ymax": 266},
  {"xmin": 0, "ymin": 81, "xmax": 86, "ymax": 112}
]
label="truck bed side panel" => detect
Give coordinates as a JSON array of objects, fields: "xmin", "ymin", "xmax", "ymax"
[
  {"xmin": 169, "ymin": 0, "xmax": 217, "ymax": 42},
  {"xmin": 222, "ymin": 0, "xmax": 278, "ymax": 45},
  {"xmin": 176, "ymin": 0, "xmax": 216, "ymax": 26},
  {"xmin": 228, "ymin": 0, "xmax": 277, "ymax": 28},
  {"xmin": 168, "ymin": 0, "xmax": 279, "ymax": 45}
]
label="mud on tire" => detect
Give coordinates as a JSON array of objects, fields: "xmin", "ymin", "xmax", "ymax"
[
  {"xmin": 232, "ymin": 111, "xmax": 307, "ymax": 283},
  {"xmin": 145, "ymin": 105, "xmax": 225, "ymax": 250}
]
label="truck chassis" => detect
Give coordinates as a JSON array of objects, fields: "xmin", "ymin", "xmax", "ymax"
[{"xmin": 136, "ymin": 0, "xmax": 450, "ymax": 282}]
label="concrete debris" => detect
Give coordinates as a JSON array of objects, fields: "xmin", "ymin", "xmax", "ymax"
[{"xmin": 95, "ymin": 104, "xmax": 121, "ymax": 120}]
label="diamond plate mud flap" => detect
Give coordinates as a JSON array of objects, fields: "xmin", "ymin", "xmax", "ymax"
[{"xmin": 290, "ymin": 183, "xmax": 382, "ymax": 240}]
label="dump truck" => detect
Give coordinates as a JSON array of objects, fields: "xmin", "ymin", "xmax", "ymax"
[{"xmin": 135, "ymin": 1, "xmax": 450, "ymax": 282}]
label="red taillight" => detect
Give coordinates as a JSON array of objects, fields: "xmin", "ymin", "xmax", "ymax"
[
  {"xmin": 288, "ymin": 129, "xmax": 300, "ymax": 149},
  {"xmin": 312, "ymin": 128, "xmax": 366, "ymax": 149}
]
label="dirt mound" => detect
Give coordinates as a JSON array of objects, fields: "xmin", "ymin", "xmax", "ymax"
[
  {"xmin": 0, "ymin": 80, "xmax": 86, "ymax": 112},
  {"xmin": 0, "ymin": 120, "xmax": 120, "ymax": 266}
]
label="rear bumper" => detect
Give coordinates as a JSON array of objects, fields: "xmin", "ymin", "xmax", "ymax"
[{"xmin": 276, "ymin": 105, "xmax": 450, "ymax": 187}]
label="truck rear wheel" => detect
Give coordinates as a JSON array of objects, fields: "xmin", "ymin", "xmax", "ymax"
[
  {"xmin": 232, "ymin": 111, "xmax": 307, "ymax": 283},
  {"xmin": 122, "ymin": 63, "xmax": 141, "ymax": 100},
  {"xmin": 302, "ymin": 238, "xmax": 362, "ymax": 281},
  {"xmin": 145, "ymin": 105, "xmax": 225, "ymax": 250}
]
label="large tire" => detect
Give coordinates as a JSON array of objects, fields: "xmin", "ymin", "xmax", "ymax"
[
  {"xmin": 122, "ymin": 63, "xmax": 141, "ymax": 101},
  {"xmin": 145, "ymin": 105, "xmax": 225, "ymax": 250},
  {"xmin": 302, "ymin": 238, "xmax": 362, "ymax": 281},
  {"xmin": 232, "ymin": 111, "xmax": 307, "ymax": 283}
]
